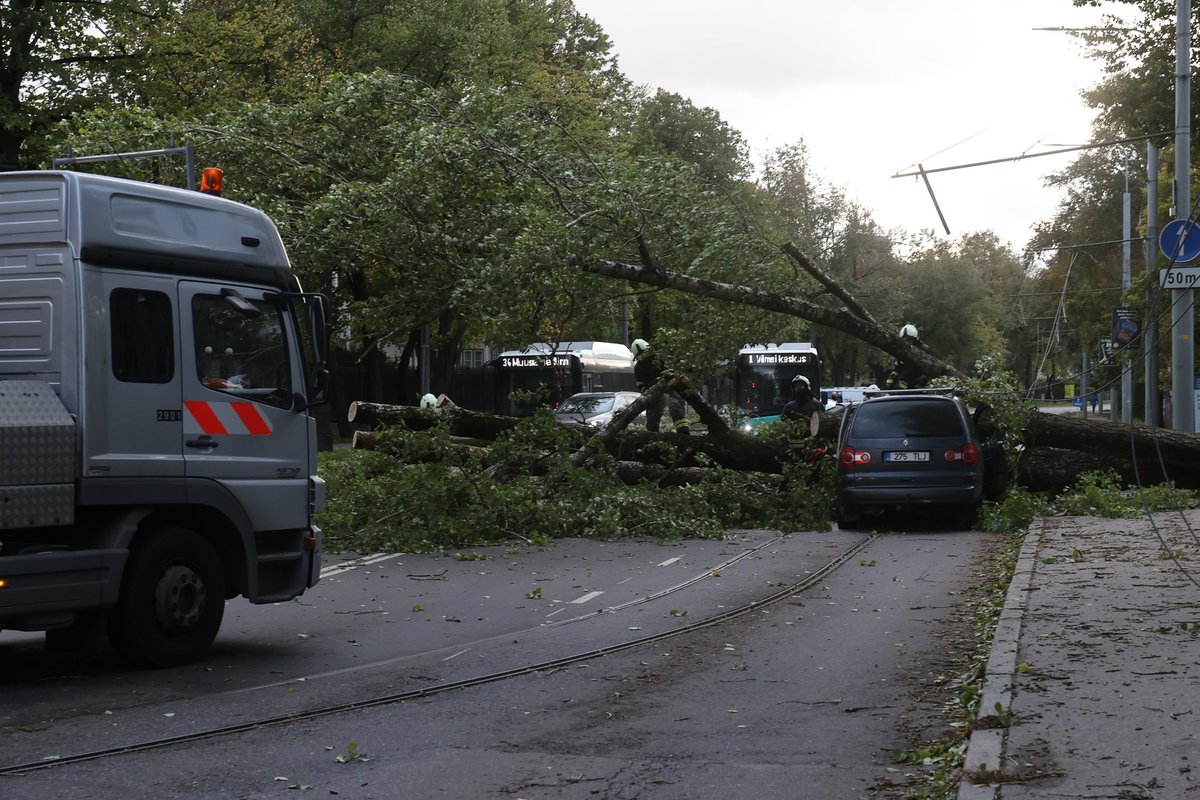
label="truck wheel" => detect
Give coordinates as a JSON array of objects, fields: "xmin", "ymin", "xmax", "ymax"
[{"xmin": 109, "ymin": 528, "xmax": 226, "ymax": 667}]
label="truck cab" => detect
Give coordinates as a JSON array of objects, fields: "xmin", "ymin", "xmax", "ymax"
[{"xmin": 0, "ymin": 171, "xmax": 329, "ymax": 666}]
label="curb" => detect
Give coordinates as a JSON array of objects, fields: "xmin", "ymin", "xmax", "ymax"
[{"xmin": 956, "ymin": 519, "xmax": 1044, "ymax": 800}]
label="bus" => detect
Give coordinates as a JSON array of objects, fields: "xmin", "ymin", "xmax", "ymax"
[
  {"xmin": 488, "ymin": 341, "xmax": 636, "ymax": 417},
  {"xmin": 734, "ymin": 343, "xmax": 821, "ymax": 429}
]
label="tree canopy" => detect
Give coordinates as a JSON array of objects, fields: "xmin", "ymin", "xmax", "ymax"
[{"xmin": 5, "ymin": 0, "xmax": 1147, "ymax": 403}]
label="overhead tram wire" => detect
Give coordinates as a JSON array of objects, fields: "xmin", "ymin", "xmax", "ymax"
[
  {"xmin": 1031, "ymin": 235, "xmax": 1150, "ymax": 253},
  {"xmin": 891, "ymin": 131, "xmax": 1173, "ymax": 182},
  {"xmin": 892, "ymin": 130, "xmax": 1171, "ymax": 240},
  {"xmin": 1026, "ymin": 250, "xmax": 1078, "ymax": 402}
]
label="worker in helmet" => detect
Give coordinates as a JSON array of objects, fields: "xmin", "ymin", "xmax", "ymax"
[
  {"xmin": 781, "ymin": 374, "xmax": 824, "ymax": 422},
  {"xmin": 631, "ymin": 338, "xmax": 690, "ymax": 434},
  {"xmin": 886, "ymin": 324, "xmax": 932, "ymax": 390}
]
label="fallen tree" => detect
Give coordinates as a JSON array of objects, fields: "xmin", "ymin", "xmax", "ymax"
[
  {"xmin": 571, "ymin": 244, "xmax": 1200, "ymax": 492},
  {"xmin": 348, "ymin": 242, "xmax": 1200, "ymax": 493},
  {"xmin": 349, "ymin": 393, "xmax": 1200, "ymax": 494},
  {"xmin": 348, "ymin": 392, "xmax": 791, "ymax": 474}
]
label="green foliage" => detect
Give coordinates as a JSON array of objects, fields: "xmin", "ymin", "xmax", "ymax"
[
  {"xmin": 979, "ymin": 469, "xmax": 1196, "ymax": 534},
  {"xmin": 978, "ymin": 488, "xmax": 1051, "ymax": 534},
  {"xmin": 935, "ymin": 353, "xmax": 1031, "ymax": 468},
  {"xmin": 1052, "ymin": 469, "xmax": 1195, "ymax": 517},
  {"xmin": 333, "ymin": 741, "xmax": 371, "ymax": 764},
  {"xmin": 317, "ymin": 415, "xmax": 832, "ymax": 553}
]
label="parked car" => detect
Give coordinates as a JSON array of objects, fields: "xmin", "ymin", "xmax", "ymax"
[
  {"xmin": 555, "ymin": 391, "xmax": 645, "ymax": 430},
  {"xmin": 834, "ymin": 392, "xmax": 1006, "ymax": 529}
]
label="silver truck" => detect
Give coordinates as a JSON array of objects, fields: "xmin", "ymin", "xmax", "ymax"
[{"xmin": 0, "ymin": 170, "xmax": 330, "ymax": 666}]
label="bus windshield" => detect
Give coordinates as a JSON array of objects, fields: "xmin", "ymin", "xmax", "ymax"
[{"xmin": 735, "ymin": 348, "xmax": 820, "ymax": 420}]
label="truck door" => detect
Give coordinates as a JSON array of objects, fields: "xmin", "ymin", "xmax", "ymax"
[{"xmin": 179, "ymin": 282, "xmax": 311, "ymax": 531}]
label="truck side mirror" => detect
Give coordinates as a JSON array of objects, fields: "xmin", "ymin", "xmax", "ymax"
[{"xmin": 307, "ymin": 367, "xmax": 330, "ymax": 407}]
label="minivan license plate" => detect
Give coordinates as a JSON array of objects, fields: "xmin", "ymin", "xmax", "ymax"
[{"xmin": 885, "ymin": 451, "xmax": 929, "ymax": 462}]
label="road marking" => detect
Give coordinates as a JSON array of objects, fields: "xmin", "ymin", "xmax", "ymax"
[
  {"xmin": 321, "ymin": 553, "xmax": 398, "ymax": 577},
  {"xmin": 570, "ymin": 591, "xmax": 605, "ymax": 604},
  {"xmin": 658, "ymin": 557, "xmax": 682, "ymax": 567},
  {"xmin": 442, "ymin": 649, "xmax": 470, "ymax": 662}
]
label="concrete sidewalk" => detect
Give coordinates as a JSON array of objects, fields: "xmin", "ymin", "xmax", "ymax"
[{"xmin": 959, "ymin": 510, "xmax": 1200, "ymax": 799}]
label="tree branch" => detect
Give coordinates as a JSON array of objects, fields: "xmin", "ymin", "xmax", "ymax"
[
  {"xmin": 573, "ymin": 255, "xmax": 959, "ymax": 380},
  {"xmin": 780, "ymin": 240, "xmax": 877, "ymax": 325}
]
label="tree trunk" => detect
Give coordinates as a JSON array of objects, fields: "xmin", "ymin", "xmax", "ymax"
[
  {"xmin": 352, "ymin": 429, "xmax": 784, "ymax": 488},
  {"xmin": 349, "ymin": 397, "xmax": 788, "ymax": 472}
]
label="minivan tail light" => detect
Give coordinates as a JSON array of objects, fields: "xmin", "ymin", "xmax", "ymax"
[
  {"xmin": 944, "ymin": 444, "xmax": 979, "ymax": 465},
  {"xmin": 840, "ymin": 447, "xmax": 871, "ymax": 466}
]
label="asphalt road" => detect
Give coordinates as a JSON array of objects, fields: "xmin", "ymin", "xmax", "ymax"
[{"xmin": 1, "ymin": 525, "xmax": 1000, "ymax": 799}]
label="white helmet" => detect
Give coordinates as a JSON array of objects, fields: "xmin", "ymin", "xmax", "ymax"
[
  {"xmin": 899, "ymin": 324, "xmax": 918, "ymax": 339},
  {"xmin": 419, "ymin": 393, "xmax": 438, "ymax": 409},
  {"xmin": 791, "ymin": 374, "xmax": 811, "ymax": 388},
  {"xmin": 631, "ymin": 338, "xmax": 650, "ymax": 356}
]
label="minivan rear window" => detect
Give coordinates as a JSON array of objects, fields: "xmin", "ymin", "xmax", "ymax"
[{"xmin": 850, "ymin": 402, "xmax": 964, "ymax": 438}]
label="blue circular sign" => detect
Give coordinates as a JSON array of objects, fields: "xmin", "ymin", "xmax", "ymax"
[{"xmin": 1159, "ymin": 218, "xmax": 1200, "ymax": 263}]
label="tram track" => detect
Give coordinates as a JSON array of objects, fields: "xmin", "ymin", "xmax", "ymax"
[
  {"xmin": 0, "ymin": 533, "xmax": 872, "ymax": 777},
  {"xmin": 226, "ymin": 531, "xmax": 795, "ymax": 693}
]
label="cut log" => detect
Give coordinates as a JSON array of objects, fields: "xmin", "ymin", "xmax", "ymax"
[{"xmin": 1026, "ymin": 411, "xmax": 1200, "ymax": 474}]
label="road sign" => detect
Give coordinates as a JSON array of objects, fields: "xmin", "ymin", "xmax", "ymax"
[
  {"xmin": 1159, "ymin": 266, "xmax": 1200, "ymax": 289},
  {"xmin": 1159, "ymin": 218, "xmax": 1200, "ymax": 262}
]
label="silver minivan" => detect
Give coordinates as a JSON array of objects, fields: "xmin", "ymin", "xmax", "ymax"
[{"xmin": 554, "ymin": 391, "xmax": 645, "ymax": 430}]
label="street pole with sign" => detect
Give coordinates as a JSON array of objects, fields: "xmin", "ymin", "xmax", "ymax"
[{"xmin": 1172, "ymin": 0, "xmax": 1195, "ymax": 432}]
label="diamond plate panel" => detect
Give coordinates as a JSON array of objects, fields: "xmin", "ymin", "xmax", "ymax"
[
  {"xmin": 0, "ymin": 380, "xmax": 75, "ymax": 485},
  {"xmin": 0, "ymin": 483, "xmax": 74, "ymax": 528}
]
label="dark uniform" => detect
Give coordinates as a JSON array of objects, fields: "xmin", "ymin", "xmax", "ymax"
[
  {"xmin": 633, "ymin": 344, "xmax": 688, "ymax": 433},
  {"xmin": 781, "ymin": 378, "xmax": 823, "ymax": 423},
  {"xmin": 887, "ymin": 327, "xmax": 932, "ymax": 390}
]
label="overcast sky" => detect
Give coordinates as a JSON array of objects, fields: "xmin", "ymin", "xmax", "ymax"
[{"xmin": 573, "ymin": 0, "xmax": 1121, "ymax": 253}]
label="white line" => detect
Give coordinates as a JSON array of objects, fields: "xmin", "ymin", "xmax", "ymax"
[
  {"xmin": 321, "ymin": 553, "xmax": 398, "ymax": 577},
  {"xmin": 617, "ymin": 577, "xmax": 634, "ymax": 585},
  {"xmin": 442, "ymin": 649, "xmax": 470, "ymax": 662},
  {"xmin": 658, "ymin": 557, "xmax": 682, "ymax": 567},
  {"xmin": 570, "ymin": 591, "xmax": 605, "ymax": 604}
]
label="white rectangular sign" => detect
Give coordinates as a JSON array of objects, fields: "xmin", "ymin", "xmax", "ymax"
[{"xmin": 1160, "ymin": 267, "xmax": 1200, "ymax": 289}]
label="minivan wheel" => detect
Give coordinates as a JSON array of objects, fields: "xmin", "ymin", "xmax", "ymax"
[
  {"xmin": 837, "ymin": 502, "xmax": 864, "ymax": 531},
  {"xmin": 952, "ymin": 504, "xmax": 980, "ymax": 531}
]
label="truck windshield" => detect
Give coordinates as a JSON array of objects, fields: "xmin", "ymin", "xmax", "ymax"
[{"xmin": 193, "ymin": 294, "xmax": 292, "ymax": 407}]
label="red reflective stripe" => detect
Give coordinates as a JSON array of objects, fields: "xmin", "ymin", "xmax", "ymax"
[
  {"xmin": 231, "ymin": 402, "xmax": 271, "ymax": 435},
  {"xmin": 185, "ymin": 401, "xmax": 228, "ymax": 435}
]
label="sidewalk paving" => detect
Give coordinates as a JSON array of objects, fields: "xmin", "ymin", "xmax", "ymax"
[{"xmin": 959, "ymin": 510, "xmax": 1200, "ymax": 799}]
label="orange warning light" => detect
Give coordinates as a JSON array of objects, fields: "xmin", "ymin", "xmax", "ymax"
[{"xmin": 200, "ymin": 167, "xmax": 224, "ymax": 196}]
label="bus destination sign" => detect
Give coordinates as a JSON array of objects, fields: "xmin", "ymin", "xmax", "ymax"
[
  {"xmin": 750, "ymin": 353, "xmax": 812, "ymax": 365},
  {"xmin": 500, "ymin": 355, "xmax": 573, "ymax": 369}
]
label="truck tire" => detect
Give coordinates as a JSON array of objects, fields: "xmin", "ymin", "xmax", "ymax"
[{"xmin": 109, "ymin": 527, "xmax": 226, "ymax": 667}]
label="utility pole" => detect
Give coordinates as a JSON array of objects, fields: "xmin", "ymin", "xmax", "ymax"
[
  {"xmin": 1122, "ymin": 158, "xmax": 1133, "ymax": 424},
  {"xmin": 1172, "ymin": 0, "xmax": 1195, "ymax": 432},
  {"xmin": 1146, "ymin": 144, "xmax": 1160, "ymax": 427}
]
